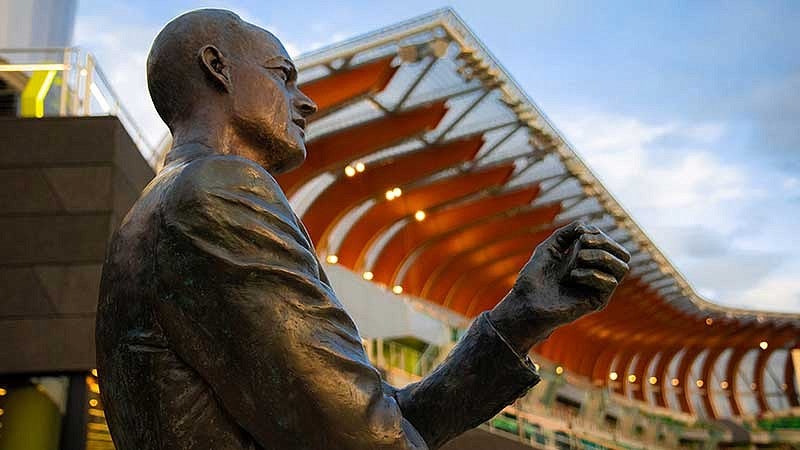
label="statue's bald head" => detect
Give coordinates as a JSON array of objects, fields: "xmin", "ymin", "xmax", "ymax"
[
  {"xmin": 147, "ymin": 9, "xmax": 316, "ymax": 173},
  {"xmin": 147, "ymin": 9, "xmax": 270, "ymax": 127}
]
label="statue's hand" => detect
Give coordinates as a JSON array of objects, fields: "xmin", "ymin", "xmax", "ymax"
[{"xmin": 488, "ymin": 221, "xmax": 630, "ymax": 354}]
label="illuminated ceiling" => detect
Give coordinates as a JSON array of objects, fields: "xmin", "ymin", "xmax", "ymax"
[{"xmin": 287, "ymin": 8, "xmax": 799, "ymax": 419}]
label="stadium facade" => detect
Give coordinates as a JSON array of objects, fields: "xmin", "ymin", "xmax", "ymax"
[{"xmin": 0, "ymin": 6, "xmax": 798, "ymax": 450}]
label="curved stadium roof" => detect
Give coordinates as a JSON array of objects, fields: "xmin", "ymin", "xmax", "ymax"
[{"xmin": 286, "ymin": 8, "xmax": 799, "ymax": 419}]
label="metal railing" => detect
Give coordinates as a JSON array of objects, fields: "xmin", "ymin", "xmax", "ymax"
[
  {"xmin": 0, "ymin": 47, "xmax": 166, "ymax": 167},
  {"xmin": 369, "ymin": 339, "xmax": 722, "ymax": 449}
]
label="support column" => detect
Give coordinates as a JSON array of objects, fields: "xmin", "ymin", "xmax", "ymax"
[{"xmin": 59, "ymin": 373, "xmax": 87, "ymax": 450}]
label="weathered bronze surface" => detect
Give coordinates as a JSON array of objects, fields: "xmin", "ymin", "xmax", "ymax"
[{"xmin": 96, "ymin": 9, "xmax": 630, "ymax": 450}]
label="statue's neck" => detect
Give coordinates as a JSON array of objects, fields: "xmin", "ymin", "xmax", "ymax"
[{"xmin": 163, "ymin": 142, "xmax": 219, "ymax": 167}]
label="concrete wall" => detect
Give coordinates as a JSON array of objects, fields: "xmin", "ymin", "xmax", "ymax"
[{"xmin": 0, "ymin": 116, "xmax": 153, "ymax": 374}]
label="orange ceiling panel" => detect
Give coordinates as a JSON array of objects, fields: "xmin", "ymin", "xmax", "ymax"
[
  {"xmin": 301, "ymin": 56, "xmax": 397, "ymax": 117},
  {"xmin": 302, "ymin": 136, "xmax": 485, "ymax": 246},
  {"xmin": 466, "ymin": 273, "xmax": 519, "ymax": 317},
  {"xmin": 335, "ymin": 164, "xmax": 516, "ymax": 268},
  {"xmin": 447, "ymin": 253, "xmax": 531, "ymax": 316},
  {"xmin": 403, "ymin": 204, "xmax": 561, "ymax": 297},
  {"xmin": 532, "ymin": 285, "xmax": 798, "ymax": 419},
  {"xmin": 276, "ymin": 101, "xmax": 447, "ymax": 195},
  {"xmin": 421, "ymin": 230, "xmax": 554, "ymax": 302},
  {"xmin": 574, "ymin": 286, "xmax": 767, "ymax": 351},
  {"xmin": 369, "ymin": 187, "xmax": 540, "ymax": 284}
]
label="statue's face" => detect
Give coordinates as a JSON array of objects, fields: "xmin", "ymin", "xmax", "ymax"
[{"xmin": 228, "ymin": 28, "xmax": 317, "ymax": 173}]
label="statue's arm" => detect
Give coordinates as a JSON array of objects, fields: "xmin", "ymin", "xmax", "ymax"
[
  {"xmin": 394, "ymin": 220, "xmax": 632, "ymax": 448},
  {"xmin": 393, "ymin": 313, "xmax": 540, "ymax": 448},
  {"xmin": 155, "ymin": 157, "xmax": 428, "ymax": 449}
]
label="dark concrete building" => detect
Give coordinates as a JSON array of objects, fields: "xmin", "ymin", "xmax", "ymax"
[{"xmin": 0, "ymin": 116, "xmax": 153, "ymax": 450}]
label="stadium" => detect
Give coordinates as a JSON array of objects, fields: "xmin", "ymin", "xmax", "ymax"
[{"xmin": 0, "ymin": 3, "xmax": 797, "ymax": 450}]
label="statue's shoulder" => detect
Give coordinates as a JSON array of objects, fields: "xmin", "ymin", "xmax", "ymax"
[
  {"xmin": 162, "ymin": 154, "xmax": 295, "ymax": 223},
  {"xmin": 170, "ymin": 154, "xmax": 280, "ymax": 194},
  {"xmin": 163, "ymin": 155, "xmax": 284, "ymax": 203}
]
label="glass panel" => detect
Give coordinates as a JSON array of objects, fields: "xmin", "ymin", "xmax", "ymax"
[
  {"xmin": 710, "ymin": 349, "xmax": 734, "ymax": 418},
  {"xmin": 736, "ymin": 349, "xmax": 760, "ymax": 416},
  {"xmin": 688, "ymin": 350, "xmax": 709, "ymax": 419},
  {"xmin": 665, "ymin": 349, "xmax": 686, "ymax": 411},
  {"xmin": 765, "ymin": 349, "xmax": 791, "ymax": 412}
]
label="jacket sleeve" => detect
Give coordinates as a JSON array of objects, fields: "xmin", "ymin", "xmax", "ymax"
[
  {"xmin": 395, "ymin": 313, "xmax": 540, "ymax": 448},
  {"xmin": 154, "ymin": 156, "xmax": 538, "ymax": 450}
]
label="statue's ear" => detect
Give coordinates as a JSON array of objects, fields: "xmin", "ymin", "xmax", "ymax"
[{"xmin": 198, "ymin": 45, "xmax": 232, "ymax": 92}]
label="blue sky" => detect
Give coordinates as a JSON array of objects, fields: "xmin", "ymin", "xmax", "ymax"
[{"xmin": 74, "ymin": 0, "xmax": 800, "ymax": 312}]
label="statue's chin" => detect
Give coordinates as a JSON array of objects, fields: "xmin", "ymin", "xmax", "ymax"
[{"xmin": 268, "ymin": 144, "xmax": 306, "ymax": 175}]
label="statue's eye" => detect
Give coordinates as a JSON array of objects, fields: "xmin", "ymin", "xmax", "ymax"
[
  {"xmin": 265, "ymin": 64, "xmax": 294, "ymax": 83},
  {"xmin": 279, "ymin": 67, "xmax": 292, "ymax": 82}
]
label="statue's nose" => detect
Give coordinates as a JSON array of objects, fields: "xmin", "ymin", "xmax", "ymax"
[{"xmin": 295, "ymin": 90, "xmax": 318, "ymax": 118}]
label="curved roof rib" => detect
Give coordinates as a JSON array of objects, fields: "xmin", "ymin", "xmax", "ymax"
[{"xmin": 288, "ymin": 7, "xmax": 799, "ymax": 419}]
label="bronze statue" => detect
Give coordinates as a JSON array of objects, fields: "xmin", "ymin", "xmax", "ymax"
[{"xmin": 96, "ymin": 9, "xmax": 630, "ymax": 450}]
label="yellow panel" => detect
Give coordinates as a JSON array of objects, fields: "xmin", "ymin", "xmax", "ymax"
[
  {"xmin": 0, "ymin": 387, "xmax": 62, "ymax": 450},
  {"xmin": 20, "ymin": 70, "xmax": 57, "ymax": 118}
]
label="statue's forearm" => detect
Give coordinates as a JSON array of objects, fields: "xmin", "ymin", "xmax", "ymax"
[
  {"xmin": 487, "ymin": 289, "xmax": 559, "ymax": 355},
  {"xmin": 394, "ymin": 313, "xmax": 540, "ymax": 449}
]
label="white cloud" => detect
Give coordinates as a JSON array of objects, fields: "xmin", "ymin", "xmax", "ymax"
[
  {"xmin": 738, "ymin": 272, "xmax": 800, "ymax": 311},
  {"xmin": 74, "ymin": 11, "xmax": 167, "ymax": 148},
  {"xmin": 552, "ymin": 109, "xmax": 798, "ymax": 312},
  {"xmin": 683, "ymin": 123, "xmax": 726, "ymax": 143},
  {"xmin": 557, "ymin": 111, "xmax": 754, "ymax": 230}
]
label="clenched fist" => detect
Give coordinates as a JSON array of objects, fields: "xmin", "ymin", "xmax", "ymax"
[{"xmin": 488, "ymin": 221, "xmax": 631, "ymax": 354}]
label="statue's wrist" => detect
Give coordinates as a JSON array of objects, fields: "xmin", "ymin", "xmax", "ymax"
[{"xmin": 488, "ymin": 291, "xmax": 558, "ymax": 354}]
